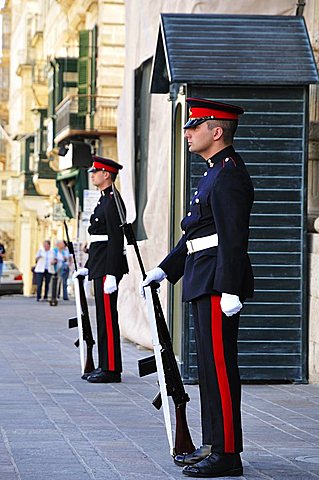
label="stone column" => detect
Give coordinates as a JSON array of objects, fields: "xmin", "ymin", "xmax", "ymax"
[{"xmin": 307, "ymin": 0, "xmax": 319, "ymax": 383}]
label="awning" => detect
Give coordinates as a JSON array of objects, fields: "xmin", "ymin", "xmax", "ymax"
[
  {"xmin": 151, "ymin": 14, "xmax": 319, "ymax": 93},
  {"xmin": 56, "ymin": 168, "xmax": 88, "ymax": 218}
]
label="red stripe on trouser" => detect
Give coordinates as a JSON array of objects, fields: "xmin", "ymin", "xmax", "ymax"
[
  {"xmin": 103, "ymin": 276, "xmax": 115, "ymax": 371},
  {"xmin": 211, "ymin": 296, "xmax": 235, "ymax": 452}
]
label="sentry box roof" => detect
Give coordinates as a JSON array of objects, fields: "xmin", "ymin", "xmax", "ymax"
[{"xmin": 150, "ymin": 14, "xmax": 319, "ymax": 93}]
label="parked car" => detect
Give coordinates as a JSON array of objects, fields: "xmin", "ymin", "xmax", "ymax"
[{"xmin": 0, "ymin": 261, "xmax": 24, "ymax": 295}]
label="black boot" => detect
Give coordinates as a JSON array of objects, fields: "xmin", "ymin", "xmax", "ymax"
[
  {"xmin": 81, "ymin": 368, "xmax": 100, "ymax": 380},
  {"xmin": 86, "ymin": 370, "xmax": 121, "ymax": 383},
  {"xmin": 174, "ymin": 445, "xmax": 212, "ymax": 467},
  {"xmin": 182, "ymin": 452, "xmax": 243, "ymax": 478}
]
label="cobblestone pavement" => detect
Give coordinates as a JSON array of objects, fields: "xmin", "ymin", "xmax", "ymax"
[{"xmin": 0, "ymin": 295, "xmax": 318, "ymax": 480}]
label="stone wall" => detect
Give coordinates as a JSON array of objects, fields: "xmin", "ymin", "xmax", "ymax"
[{"xmin": 309, "ymin": 233, "xmax": 319, "ymax": 383}]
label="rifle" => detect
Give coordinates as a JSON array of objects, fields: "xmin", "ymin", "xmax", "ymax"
[
  {"xmin": 112, "ymin": 185, "xmax": 195, "ymax": 457},
  {"xmin": 64, "ymin": 221, "xmax": 95, "ymax": 378}
]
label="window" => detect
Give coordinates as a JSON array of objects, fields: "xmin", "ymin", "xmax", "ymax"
[
  {"xmin": 78, "ymin": 27, "xmax": 98, "ymax": 120},
  {"xmin": 133, "ymin": 57, "xmax": 152, "ymax": 240}
]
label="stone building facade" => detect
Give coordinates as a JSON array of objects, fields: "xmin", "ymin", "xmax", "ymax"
[{"xmin": 0, "ymin": 0, "xmax": 125, "ymax": 294}]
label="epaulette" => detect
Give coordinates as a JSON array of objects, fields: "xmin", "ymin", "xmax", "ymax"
[{"xmin": 222, "ymin": 157, "xmax": 237, "ymax": 168}]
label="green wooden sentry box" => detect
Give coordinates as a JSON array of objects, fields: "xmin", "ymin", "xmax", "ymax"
[{"xmin": 151, "ymin": 14, "xmax": 319, "ymax": 382}]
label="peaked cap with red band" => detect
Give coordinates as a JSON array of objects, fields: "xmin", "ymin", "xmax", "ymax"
[
  {"xmin": 184, "ymin": 97, "xmax": 244, "ymax": 129},
  {"xmin": 88, "ymin": 155, "xmax": 123, "ymax": 174}
]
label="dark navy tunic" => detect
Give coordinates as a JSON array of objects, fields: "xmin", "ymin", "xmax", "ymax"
[
  {"xmin": 159, "ymin": 145, "xmax": 254, "ymax": 302},
  {"xmin": 85, "ymin": 185, "xmax": 129, "ymax": 281}
]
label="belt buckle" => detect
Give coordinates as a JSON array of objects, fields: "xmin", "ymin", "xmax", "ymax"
[{"xmin": 187, "ymin": 239, "xmax": 194, "ymax": 254}]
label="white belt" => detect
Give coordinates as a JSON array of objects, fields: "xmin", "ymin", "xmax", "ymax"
[
  {"xmin": 90, "ymin": 235, "xmax": 109, "ymax": 242},
  {"xmin": 186, "ymin": 234, "xmax": 218, "ymax": 254}
]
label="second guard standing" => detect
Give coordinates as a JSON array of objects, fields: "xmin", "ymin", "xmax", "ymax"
[{"xmin": 73, "ymin": 156, "xmax": 129, "ymax": 383}]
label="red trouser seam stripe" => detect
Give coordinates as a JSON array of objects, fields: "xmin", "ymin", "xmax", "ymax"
[
  {"xmin": 103, "ymin": 276, "xmax": 115, "ymax": 371},
  {"xmin": 211, "ymin": 295, "xmax": 235, "ymax": 452}
]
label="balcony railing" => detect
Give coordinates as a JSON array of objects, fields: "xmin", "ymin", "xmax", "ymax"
[{"xmin": 55, "ymin": 95, "xmax": 118, "ymax": 143}]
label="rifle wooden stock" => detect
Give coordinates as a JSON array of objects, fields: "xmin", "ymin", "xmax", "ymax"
[{"xmin": 175, "ymin": 403, "xmax": 196, "ymax": 455}]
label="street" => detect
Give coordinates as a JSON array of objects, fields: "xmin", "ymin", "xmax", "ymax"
[{"xmin": 0, "ymin": 295, "xmax": 319, "ymax": 480}]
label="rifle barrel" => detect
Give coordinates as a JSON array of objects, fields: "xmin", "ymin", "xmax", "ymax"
[{"xmin": 64, "ymin": 220, "xmax": 78, "ymax": 271}]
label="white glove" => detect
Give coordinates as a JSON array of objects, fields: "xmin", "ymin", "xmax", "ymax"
[
  {"xmin": 220, "ymin": 293, "xmax": 242, "ymax": 317},
  {"xmin": 72, "ymin": 267, "xmax": 89, "ymax": 280},
  {"xmin": 139, "ymin": 267, "xmax": 167, "ymax": 298},
  {"xmin": 104, "ymin": 275, "xmax": 117, "ymax": 295}
]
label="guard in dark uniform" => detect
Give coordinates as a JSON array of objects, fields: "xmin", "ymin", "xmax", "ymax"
[
  {"xmin": 74, "ymin": 156, "xmax": 129, "ymax": 383},
  {"xmin": 141, "ymin": 98, "xmax": 254, "ymax": 477}
]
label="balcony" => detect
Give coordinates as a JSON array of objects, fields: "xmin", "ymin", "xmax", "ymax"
[
  {"xmin": 16, "ymin": 48, "xmax": 34, "ymax": 76},
  {"xmin": 54, "ymin": 95, "xmax": 118, "ymax": 144}
]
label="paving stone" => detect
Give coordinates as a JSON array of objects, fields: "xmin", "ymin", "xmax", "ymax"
[{"xmin": 1, "ymin": 296, "xmax": 319, "ymax": 479}]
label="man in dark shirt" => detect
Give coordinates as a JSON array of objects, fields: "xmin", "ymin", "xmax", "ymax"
[
  {"xmin": 73, "ymin": 156, "xmax": 128, "ymax": 383},
  {"xmin": 141, "ymin": 98, "xmax": 254, "ymax": 477}
]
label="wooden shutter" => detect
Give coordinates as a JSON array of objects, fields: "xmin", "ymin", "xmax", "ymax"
[
  {"xmin": 78, "ymin": 30, "xmax": 90, "ymax": 117},
  {"xmin": 181, "ymin": 85, "xmax": 308, "ymax": 383},
  {"xmin": 47, "ymin": 66, "xmax": 55, "ymax": 117},
  {"xmin": 90, "ymin": 25, "xmax": 98, "ymax": 122}
]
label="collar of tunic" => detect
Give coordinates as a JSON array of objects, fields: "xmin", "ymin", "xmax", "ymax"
[{"xmin": 205, "ymin": 144, "xmax": 236, "ymax": 169}]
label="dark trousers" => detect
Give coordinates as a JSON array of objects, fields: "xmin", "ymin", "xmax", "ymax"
[
  {"xmin": 58, "ymin": 267, "xmax": 69, "ymax": 300},
  {"xmin": 191, "ymin": 295, "xmax": 243, "ymax": 453},
  {"xmin": 36, "ymin": 270, "xmax": 52, "ymax": 300},
  {"xmin": 93, "ymin": 277, "xmax": 122, "ymax": 373}
]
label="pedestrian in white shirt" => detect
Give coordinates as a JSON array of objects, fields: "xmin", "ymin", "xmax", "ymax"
[{"xmin": 34, "ymin": 240, "xmax": 55, "ymax": 301}]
